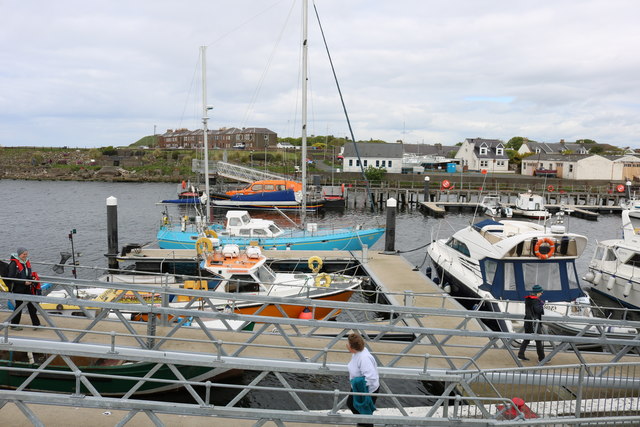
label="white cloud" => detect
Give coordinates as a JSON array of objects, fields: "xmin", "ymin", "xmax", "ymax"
[{"xmin": 1, "ymin": 0, "xmax": 640, "ymax": 148}]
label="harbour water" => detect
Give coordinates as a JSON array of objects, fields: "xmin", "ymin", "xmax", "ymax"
[{"xmin": 0, "ymin": 179, "xmax": 627, "ymax": 408}]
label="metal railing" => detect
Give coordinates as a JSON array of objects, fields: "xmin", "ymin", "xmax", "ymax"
[{"xmin": 2, "ymin": 274, "xmax": 640, "ymax": 426}]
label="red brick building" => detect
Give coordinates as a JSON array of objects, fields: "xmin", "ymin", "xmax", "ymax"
[{"xmin": 157, "ymin": 127, "xmax": 277, "ymax": 150}]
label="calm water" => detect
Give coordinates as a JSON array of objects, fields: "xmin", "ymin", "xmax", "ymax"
[{"xmin": 0, "ymin": 179, "xmax": 623, "ymax": 408}]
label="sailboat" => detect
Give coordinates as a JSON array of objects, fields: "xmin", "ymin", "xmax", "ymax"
[{"xmin": 156, "ymin": 14, "xmax": 384, "ymax": 251}]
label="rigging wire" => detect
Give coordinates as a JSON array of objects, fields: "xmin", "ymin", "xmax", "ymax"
[{"xmin": 312, "ymin": 1, "xmax": 376, "ymax": 212}]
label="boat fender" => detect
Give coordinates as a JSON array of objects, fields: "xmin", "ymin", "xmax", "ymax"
[
  {"xmin": 181, "ymin": 215, "xmax": 187, "ymax": 232},
  {"xmin": 308, "ymin": 256, "xmax": 323, "ymax": 273},
  {"xmin": 515, "ymin": 241, "xmax": 524, "ymax": 257},
  {"xmin": 299, "ymin": 307, "xmax": 313, "ymax": 319},
  {"xmin": 623, "ymin": 282, "xmax": 632, "ymax": 297},
  {"xmin": 533, "ymin": 238, "xmax": 555, "ymax": 260},
  {"xmin": 606, "ymin": 275, "xmax": 616, "ymax": 291},
  {"xmin": 583, "ymin": 271, "xmax": 595, "ymax": 283},
  {"xmin": 314, "ymin": 273, "xmax": 332, "ymax": 287},
  {"xmin": 433, "ymin": 276, "xmax": 440, "ymax": 285},
  {"xmin": 196, "ymin": 237, "xmax": 214, "ymax": 255},
  {"xmin": 162, "ymin": 216, "xmax": 170, "ymax": 226},
  {"xmin": 530, "ymin": 237, "xmax": 538, "ymax": 256},
  {"xmin": 425, "ymin": 267, "xmax": 432, "ymax": 278},
  {"xmin": 593, "ymin": 271, "xmax": 602, "ymax": 285},
  {"xmin": 443, "ymin": 283, "xmax": 452, "ymax": 293}
]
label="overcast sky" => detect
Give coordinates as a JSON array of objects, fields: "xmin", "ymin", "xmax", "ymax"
[{"xmin": 2, "ymin": 0, "xmax": 640, "ymax": 149}]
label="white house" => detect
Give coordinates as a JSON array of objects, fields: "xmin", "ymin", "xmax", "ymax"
[
  {"xmin": 342, "ymin": 142, "xmax": 403, "ymax": 174},
  {"xmin": 455, "ymin": 138, "xmax": 510, "ymax": 173},
  {"xmin": 521, "ymin": 153, "xmax": 640, "ymax": 180}
]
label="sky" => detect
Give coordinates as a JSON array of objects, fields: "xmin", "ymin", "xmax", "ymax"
[{"xmin": 2, "ymin": 0, "xmax": 640, "ymax": 149}]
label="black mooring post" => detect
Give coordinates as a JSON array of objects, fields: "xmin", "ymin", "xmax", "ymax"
[
  {"xmin": 423, "ymin": 176, "xmax": 431, "ymax": 202},
  {"xmin": 384, "ymin": 198, "xmax": 397, "ymax": 254},
  {"xmin": 106, "ymin": 196, "xmax": 119, "ymax": 270}
]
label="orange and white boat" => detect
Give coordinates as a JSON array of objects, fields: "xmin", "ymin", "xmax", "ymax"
[
  {"xmin": 225, "ymin": 180, "xmax": 302, "ymax": 196},
  {"xmin": 197, "ymin": 241, "xmax": 360, "ymax": 319},
  {"xmin": 44, "ymin": 241, "xmax": 361, "ymax": 321}
]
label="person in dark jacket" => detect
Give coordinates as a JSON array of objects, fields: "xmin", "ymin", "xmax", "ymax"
[
  {"xmin": 518, "ymin": 284, "xmax": 545, "ymax": 362},
  {"xmin": 7, "ymin": 247, "xmax": 41, "ymax": 330}
]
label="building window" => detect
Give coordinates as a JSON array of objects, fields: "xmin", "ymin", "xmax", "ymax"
[
  {"xmin": 376, "ymin": 160, "xmax": 380, "ymax": 167},
  {"xmin": 349, "ymin": 159, "xmax": 353, "ymax": 166},
  {"xmin": 363, "ymin": 160, "xmax": 368, "ymax": 167},
  {"xmin": 480, "ymin": 160, "xmax": 489, "ymax": 168},
  {"xmin": 381, "ymin": 160, "xmax": 386, "ymax": 167},
  {"xmin": 497, "ymin": 161, "xmax": 504, "ymax": 166},
  {"xmin": 356, "ymin": 160, "xmax": 360, "ymax": 166},
  {"xmin": 496, "ymin": 148, "xmax": 503, "ymax": 156},
  {"xmin": 569, "ymin": 164, "xmax": 573, "ymax": 172},
  {"xmin": 388, "ymin": 160, "xmax": 393, "ymax": 167},
  {"xmin": 480, "ymin": 146, "xmax": 488, "ymax": 155}
]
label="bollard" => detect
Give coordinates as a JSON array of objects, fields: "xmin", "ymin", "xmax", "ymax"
[
  {"xmin": 423, "ymin": 176, "xmax": 431, "ymax": 202},
  {"xmin": 384, "ymin": 198, "xmax": 397, "ymax": 253},
  {"xmin": 626, "ymin": 180, "xmax": 632, "ymax": 200},
  {"xmin": 106, "ymin": 196, "xmax": 119, "ymax": 270}
]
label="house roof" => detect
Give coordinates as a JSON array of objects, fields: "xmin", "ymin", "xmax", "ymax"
[
  {"xmin": 402, "ymin": 143, "xmax": 458, "ymax": 156},
  {"xmin": 466, "ymin": 138, "xmax": 508, "ymax": 160},
  {"xmin": 342, "ymin": 142, "xmax": 404, "ymax": 158},
  {"xmin": 521, "ymin": 153, "xmax": 594, "ymax": 162}
]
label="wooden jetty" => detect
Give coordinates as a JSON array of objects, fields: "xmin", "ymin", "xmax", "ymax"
[{"xmin": 419, "ymin": 200, "xmax": 605, "ymax": 220}]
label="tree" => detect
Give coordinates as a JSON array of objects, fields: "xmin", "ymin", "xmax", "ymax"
[
  {"xmin": 589, "ymin": 145, "xmax": 605, "ymax": 154},
  {"xmin": 506, "ymin": 137, "xmax": 528, "ymax": 151},
  {"xmin": 363, "ymin": 166, "xmax": 387, "ymax": 181},
  {"xmin": 577, "ymin": 139, "xmax": 597, "ymax": 145}
]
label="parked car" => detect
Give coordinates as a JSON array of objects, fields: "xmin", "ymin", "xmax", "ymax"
[
  {"xmin": 276, "ymin": 142, "xmax": 295, "ymax": 149},
  {"xmin": 233, "ymin": 143, "xmax": 246, "ymax": 149}
]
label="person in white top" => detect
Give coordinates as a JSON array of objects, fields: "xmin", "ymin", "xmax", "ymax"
[{"xmin": 346, "ymin": 332, "xmax": 379, "ymax": 427}]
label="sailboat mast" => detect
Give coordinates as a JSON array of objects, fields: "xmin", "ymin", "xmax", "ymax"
[
  {"xmin": 300, "ymin": 0, "xmax": 308, "ymax": 224},
  {"xmin": 201, "ymin": 45, "xmax": 211, "ymax": 223}
]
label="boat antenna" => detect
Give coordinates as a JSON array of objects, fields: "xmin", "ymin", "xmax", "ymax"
[
  {"xmin": 312, "ymin": 2, "xmax": 376, "ymax": 212},
  {"xmin": 201, "ymin": 45, "xmax": 211, "ymax": 224},
  {"xmin": 300, "ymin": 0, "xmax": 309, "ymax": 225},
  {"xmin": 471, "ymin": 170, "xmax": 490, "ymax": 224}
]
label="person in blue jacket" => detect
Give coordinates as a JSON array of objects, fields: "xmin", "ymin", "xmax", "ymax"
[
  {"xmin": 7, "ymin": 247, "xmax": 41, "ymax": 330},
  {"xmin": 518, "ymin": 284, "xmax": 545, "ymax": 362},
  {"xmin": 346, "ymin": 332, "xmax": 379, "ymax": 427}
]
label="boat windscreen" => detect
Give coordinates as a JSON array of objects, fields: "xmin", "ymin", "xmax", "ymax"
[{"xmin": 256, "ymin": 265, "xmax": 276, "ymax": 284}]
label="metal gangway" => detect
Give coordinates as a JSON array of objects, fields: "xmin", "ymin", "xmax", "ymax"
[
  {"xmin": 193, "ymin": 159, "xmax": 292, "ymax": 184},
  {"xmin": 2, "ymin": 268, "xmax": 640, "ymax": 426}
]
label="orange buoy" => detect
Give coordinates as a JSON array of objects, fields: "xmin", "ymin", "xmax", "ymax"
[
  {"xmin": 299, "ymin": 308, "xmax": 313, "ymax": 319},
  {"xmin": 617, "ymin": 184, "xmax": 625, "ymax": 193}
]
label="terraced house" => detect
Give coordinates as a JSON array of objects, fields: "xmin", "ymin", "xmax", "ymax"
[{"xmin": 157, "ymin": 127, "xmax": 277, "ymax": 150}]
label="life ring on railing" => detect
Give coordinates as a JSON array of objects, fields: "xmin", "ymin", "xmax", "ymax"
[
  {"xmin": 442, "ymin": 179, "xmax": 451, "ymax": 189},
  {"xmin": 315, "ymin": 273, "xmax": 332, "ymax": 287},
  {"xmin": 547, "ymin": 185, "xmax": 554, "ymax": 192},
  {"xmin": 195, "ymin": 237, "xmax": 213, "ymax": 255},
  {"xmin": 205, "ymin": 229, "xmax": 218, "ymax": 238},
  {"xmin": 534, "ymin": 237, "xmax": 556, "ymax": 260},
  {"xmin": 617, "ymin": 184, "xmax": 626, "ymax": 193},
  {"xmin": 308, "ymin": 256, "xmax": 323, "ymax": 273}
]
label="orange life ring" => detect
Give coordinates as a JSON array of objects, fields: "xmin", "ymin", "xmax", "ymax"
[
  {"xmin": 442, "ymin": 179, "xmax": 451, "ymax": 189},
  {"xmin": 547, "ymin": 185, "xmax": 554, "ymax": 192},
  {"xmin": 617, "ymin": 184, "xmax": 625, "ymax": 193},
  {"xmin": 534, "ymin": 238, "xmax": 555, "ymax": 260}
]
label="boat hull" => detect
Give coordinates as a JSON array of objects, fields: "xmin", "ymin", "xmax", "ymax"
[
  {"xmin": 231, "ymin": 290, "xmax": 355, "ymax": 319},
  {"xmin": 0, "ymin": 352, "xmax": 235, "ymax": 396},
  {"xmin": 157, "ymin": 227, "xmax": 385, "ymax": 251}
]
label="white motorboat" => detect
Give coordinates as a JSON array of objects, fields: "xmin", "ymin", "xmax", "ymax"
[
  {"xmin": 514, "ymin": 191, "xmax": 550, "ymax": 220},
  {"xmin": 479, "ymin": 195, "xmax": 513, "ymax": 218},
  {"xmin": 583, "ymin": 201, "xmax": 640, "ymax": 310},
  {"xmin": 427, "ymin": 212, "xmax": 636, "ymax": 338}
]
